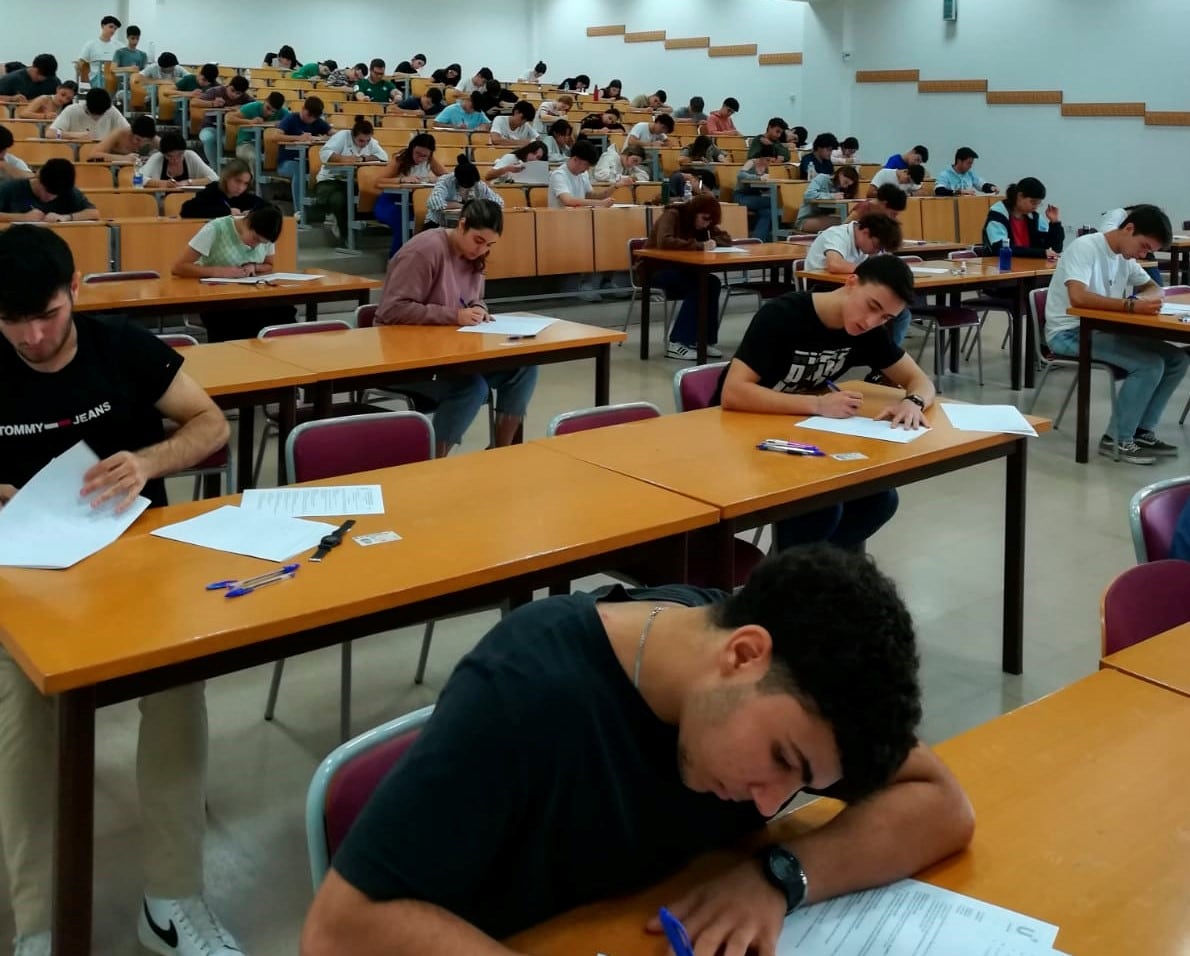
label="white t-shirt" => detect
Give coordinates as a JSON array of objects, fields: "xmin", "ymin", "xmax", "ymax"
[
  {"xmin": 1, "ymin": 153, "xmax": 32, "ymax": 176},
  {"xmin": 518, "ymin": 68, "xmax": 543, "ymax": 83},
  {"xmin": 1098, "ymin": 208, "xmax": 1127, "ymax": 233},
  {"xmin": 549, "ymin": 164, "xmax": 592, "ymax": 208},
  {"xmin": 545, "ymin": 135, "xmax": 570, "ymax": 162},
  {"xmin": 458, "ymin": 77, "xmax": 486, "ymax": 95},
  {"xmin": 870, "ymin": 167, "xmax": 918, "ymax": 194},
  {"xmin": 490, "ymin": 115, "xmax": 533, "ymax": 143},
  {"xmin": 626, "ymin": 121, "xmax": 664, "ymax": 147},
  {"xmin": 316, "ymin": 128, "xmax": 389, "ymax": 182},
  {"xmin": 80, "ymin": 36, "xmax": 121, "ymax": 80},
  {"xmin": 805, "ymin": 222, "xmax": 863, "ymax": 271},
  {"xmin": 493, "ymin": 152, "xmax": 521, "ymax": 171},
  {"xmin": 50, "ymin": 103, "xmax": 129, "ymax": 138},
  {"xmin": 141, "ymin": 149, "xmax": 217, "ymax": 183},
  {"xmin": 1045, "ymin": 232, "xmax": 1153, "ymax": 340}
]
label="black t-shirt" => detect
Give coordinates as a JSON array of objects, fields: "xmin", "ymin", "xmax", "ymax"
[
  {"xmin": 0, "ymin": 315, "xmax": 182, "ymax": 507},
  {"xmin": 0, "ymin": 178, "xmax": 95, "ymax": 216},
  {"xmin": 715, "ymin": 291, "xmax": 903, "ymax": 402},
  {"xmin": 0, "ymin": 68, "xmax": 58, "ymax": 100},
  {"xmin": 179, "ymin": 182, "xmax": 264, "ymax": 219},
  {"xmin": 333, "ymin": 585, "xmax": 766, "ymax": 940},
  {"xmin": 395, "ymin": 61, "xmax": 417, "ymax": 74}
]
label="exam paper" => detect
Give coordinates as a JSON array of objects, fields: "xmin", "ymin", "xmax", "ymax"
[
  {"xmin": 778, "ymin": 879, "xmax": 1062, "ymax": 956},
  {"xmin": 458, "ymin": 314, "xmax": 557, "ymax": 336},
  {"xmin": 942, "ymin": 404, "xmax": 1038, "ymax": 437},
  {"xmin": 151, "ymin": 505, "xmax": 336, "ymax": 562},
  {"xmin": 910, "ymin": 266, "xmax": 952, "ymax": 274},
  {"xmin": 240, "ymin": 485, "xmax": 385, "ymax": 517},
  {"xmin": 0, "ymin": 442, "xmax": 150, "ymax": 569},
  {"xmin": 508, "ymin": 160, "xmax": 549, "ymax": 184},
  {"xmin": 795, "ymin": 416, "xmax": 930, "ymax": 444},
  {"xmin": 1159, "ymin": 302, "xmax": 1190, "ymax": 315},
  {"xmin": 709, "ymin": 246, "xmax": 751, "ymax": 253},
  {"xmin": 199, "ymin": 273, "xmax": 320, "ymax": 285}
]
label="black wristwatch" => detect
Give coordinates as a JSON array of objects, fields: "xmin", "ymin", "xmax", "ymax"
[
  {"xmin": 903, "ymin": 393, "xmax": 925, "ymax": 410},
  {"xmin": 758, "ymin": 846, "xmax": 808, "ymax": 914},
  {"xmin": 310, "ymin": 519, "xmax": 355, "ymax": 562}
]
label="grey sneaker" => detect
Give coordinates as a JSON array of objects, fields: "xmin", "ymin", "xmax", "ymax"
[
  {"xmin": 1098, "ymin": 436, "xmax": 1156, "ymax": 465},
  {"xmin": 1133, "ymin": 430, "xmax": 1179, "ymax": 456},
  {"xmin": 666, "ymin": 342, "xmax": 696, "ymax": 361}
]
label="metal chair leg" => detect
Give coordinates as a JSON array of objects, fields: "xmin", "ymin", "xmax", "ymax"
[
  {"xmin": 414, "ymin": 620, "xmax": 435, "ymax": 685},
  {"xmin": 975, "ymin": 324, "xmax": 984, "ymax": 386},
  {"xmin": 1055, "ymin": 377, "xmax": 1077, "ymax": 430},
  {"xmin": 621, "ymin": 288, "xmax": 638, "ymax": 338},
  {"xmin": 1027, "ymin": 366, "xmax": 1051, "ymax": 414},
  {"xmin": 1180, "ymin": 392, "xmax": 1190, "ymax": 425},
  {"xmin": 264, "ymin": 659, "xmax": 285, "ymax": 720},
  {"xmin": 252, "ymin": 421, "xmax": 275, "ymax": 487},
  {"xmin": 339, "ymin": 641, "xmax": 352, "ymax": 742}
]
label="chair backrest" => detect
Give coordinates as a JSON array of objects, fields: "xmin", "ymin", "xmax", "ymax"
[
  {"xmin": 157, "ymin": 333, "xmax": 199, "ymax": 347},
  {"xmin": 673, "ymin": 360, "xmax": 730, "ymax": 412},
  {"xmin": 1101, "ymin": 559, "xmax": 1190, "ymax": 655},
  {"xmin": 305, "ymin": 705, "xmax": 434, "ymax": 889},
  {"xmin": 1130, "ymin": 476, "xmax": 1190, "ymax": 562},
  {"xmin": 83, "ymin": 270, "xmax": 161, "ymax": 283},
  {"xmin": 1164, "ymin": 286, "xmax": 1190, "ymax": 297},
  {"xmin": 258, "ymin": 318, "xmax": 352, "ymax": 338},
  {"xmin": 355, "ymin": 304, "xmax": 377, "ymax": 328},
  {"xmin": 285, "ymin": 411, "xmax": 435, "ymax": 482},
  {"xmin": 1028, "ymin": 287, "xmax": 1051, "ymax": 362},
  {"xmin": 546, "ymin": 401, "xmax": 661, "ymax": 436}
]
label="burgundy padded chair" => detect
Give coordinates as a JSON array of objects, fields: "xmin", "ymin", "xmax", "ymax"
[
  {"xmin": 83, "ymin": 270, "xmax": 161, "ymax": 283},
  {"xmin": 624, "ymin": 236, "xmax": 680, "ymax": 342},
  {"xmin": 547, "ymin": 402, "xmax": 662, "ymax": 435},
  {"xmin": 1101, "ymin": 560, "xmax": 1190, "ymax": 656},
  {"xmin": 156, "ymin": 333, "xmax": 233, "ymax": 498},
  {"xmin": 901, "ymin": 256, "xmax": 982, "ymax": 390},
  {"xmin": 672, "ymin": 361, "xmax": 730, "ymax": 413},
  {"xmin": 1129, "ymin": 477, "xmax": 1190, "ymax": 562}
]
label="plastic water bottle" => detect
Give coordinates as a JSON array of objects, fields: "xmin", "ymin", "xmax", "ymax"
[
  {"xmin": 131, "ymin": 156, "xmax": 144, "ymax": 189},
  {"xmin": 998, "ymin": 246, "xmax": 1012, "ymax": 271},
  {"xmin": 683, "ymin": 180, "xmax": 692, "ymax": 202}
]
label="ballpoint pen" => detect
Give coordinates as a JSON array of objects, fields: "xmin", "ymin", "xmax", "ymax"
[
  {"xmin": 824, "ymin": 379, "xmax": 841, "ymax": 392},
  {"xmin": 206, "ymin": 564, "xmax": 299, "ymax": 598},
  {"xmin": 758, "ymin": 442, "xmax": 824, "ymax": 457},
  {"xmin": 760, "ymin": 438, "xmax": 823, "ymax": 453},
  {"xmin": 657, "ymin": 907, "xmax": 694, "ymax": 956}
]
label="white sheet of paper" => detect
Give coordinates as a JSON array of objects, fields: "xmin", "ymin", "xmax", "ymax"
[
  {"xmin": 239, "ymin": 485, "xmax": 385, "ymax": 517},
  {"xmin": 910, "ymin": 266, "xmax": 952, "ymax": 274},
  {"xmin": 942, "ymin": 404, "xmax": 1038, "ymax": 437},
  {"xmin": 777, "ymin": 879, "xmax": 1061, "ymax": 956},
  {"xmin": 509, "ymin": 160, "xmax": 549, "ymax": 184},
  {"xmin": 150, "ymin": 505, "xmax": 336, "ymax": 562},
  {"xmin": 795, "ymin": 416, "xmax": 930, "ymax": 444},
  {"xmin": 0, "ymin": 442, "xmax": 150, "ymax": 569},
  {"xmin": 709, "ymin": 246, "xmax": 751, "ymax": 253},
  {"xmin": 458, "ymin": 314, "xmax": 556, "ymax": 336},
  {"xmin": 199, "ymin": 273, "xmax": 320, "ymax": 285},
  {"xmin": 1159, "ymin": 302, "xmax": 1190, "ymax": 315}
]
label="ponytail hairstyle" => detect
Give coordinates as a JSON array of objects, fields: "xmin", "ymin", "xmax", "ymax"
[
  {"xmin": 1005, "ymin": 177, "xmax": 1046, "ymax": 213},
  {"xmin": 396, "ymin": 132, "xmax": 437, "ymax": 176},
  {"xmin": 454, "ymin": 153, "xmax": 479, "ymax": 189}
]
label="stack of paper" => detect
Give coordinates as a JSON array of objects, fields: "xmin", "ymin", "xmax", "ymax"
[
  {"xmin": 199, "ymin": 273, "xmax": 320, "ymax": 285},
  {"xmin": 240, "ymin": 485, "xmax": 385, "ymax": 518},
  {"xmin": 942, "ymin": 404, "xmax": 1038, "ymax": 437},
  {"xmin": 458, "ymin": 314, "xmax": 556, "ymax": 336},
  {"xmin": 795, "ymin": 416, "xmax": 930, "ymax": 444},
  {"xmin": 1159, "ymin": 302, "xmax": 1190, "ymax": 317},
  {"xmin": 909, "ymin": 266, "xmax": 951, "ymax": 275},
  {"xmin": 0, "ymin": 442, "xmax": 150, "ymax": 569},
  {"xmin": 709, "ymin": 246, "xmax": 751, "ymax": 253},
  {"xmin": 151, "ymin": 505, "xmax": 336, "ymax": 562}
]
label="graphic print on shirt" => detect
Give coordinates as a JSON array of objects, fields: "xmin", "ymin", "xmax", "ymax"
[
  {"xmin": 0, "ymin": 401, "xmax": 112, "ymax": 436},
  {"xmin": 773, "ymin": 349, "xmax": 850, "ymax": 392}
]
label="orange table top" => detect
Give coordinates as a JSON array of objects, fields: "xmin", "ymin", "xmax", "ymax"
[
  {"xmin": 535, "ymin": 385, "xmax": 1050, "ymax": 520},
  {"xmin": 0, "ymin": 444, "xmax": 716, "ymax": 694},
  {"xmin": 174, "ymin": 341, "xmax": 316, "ymax": 396},
  {"xmin": 230, "ymin": 319, "xmax": 625, "ymax": 379},
  {"xmin": 512, "ymin": 669, "xmax": 1190, "ymax": 956},
  {"xmin": 73, "ymin": 269, "xmax": 380, "ymax": 312},
  {"xmin": 1101, "ymin": 621, "xmax": 1190, "ymax": 697},
  {"xmin": 635, "ymin": 243, "xmax": 805, "ymax": 267},
  {"xmin": 801, "ymin": 256, "xmax": 1056, "ymax": 289}
]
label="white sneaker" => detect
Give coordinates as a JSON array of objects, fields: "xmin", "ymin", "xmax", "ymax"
[
  {"xmin": 12, "ymin": 933, "xmax": 50, "ymax": 956},
  {"xmin": 666, "ymin": 342, "xmax": 697, "ymax": 361},
  {"xmin": 138, "ymin": 896, "xmax": 244, "ymax": 955},
  {"xmin": 706, "ymin": 344, "xmax": 724, "ymax": 358},
  {"xmin": 325, "ymin": 218, "xmax": 340, "ymax": 241}
]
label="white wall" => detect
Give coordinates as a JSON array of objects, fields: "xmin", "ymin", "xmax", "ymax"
[{"xmin": 2, "ymin": 0, "xmax": 129, "ymax": 78}]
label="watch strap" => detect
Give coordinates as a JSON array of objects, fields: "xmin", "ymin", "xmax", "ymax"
[
  {"xmin": 760, "ymin": 846, "xmax": 808, "ymax": 914},
  {"xmin": 904, "ymin": 393, "xmax": 925, "ymax": 409},
  {"xmin": 310, "ymin": 519, "xmax": 356, "ymax": 563}
]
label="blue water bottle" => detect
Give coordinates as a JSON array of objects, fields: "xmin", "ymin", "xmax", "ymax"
[{"xmin": 998, "ymin": 246, "xmax": 1012, "ymax": 271}]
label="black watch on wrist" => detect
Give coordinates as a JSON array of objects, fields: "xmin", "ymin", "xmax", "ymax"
[
  {"xmin": 903, "ymin": 393, "xmax": 925, "ymax": 410},
  {"xmin": 758, "ymin": 845, "xmax": 808, "ymax": 914}
]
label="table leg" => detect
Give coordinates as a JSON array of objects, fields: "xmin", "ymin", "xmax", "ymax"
[
  {"xmin": 401, "ymin": 191, "xmax": 412, "ymax": 245},
  {"xmin": 252, "ymin": 128, "xmax": 264, "ymax": 191},
  {"xmin": 295, "ymin": 150, "xmax": 308, "ymax": 226},
  {"xmin": 52, "ymin": 687, "xmax": 97, "ymax": 956},
  {"xmin": 595, "ymin": 344, "xmax": 610, "ymax": 405},
  {"xmin": 1002, "ymin": 439, "xmax": 1027, "ymax": 674},
  {"xmin": 312, "ymin": 382, "xmax": 333, "ymax": 420},
  {"xmin": 696, "ymin": 269, "xmax": 709, "ymax": 365},
  {"xmin": 1006, "ymin": 280, "xmax": 1025, "ymax": 391},
  {"xmin": 1075, "ymin": 321, "xmax": 1093, "ymax": 464},
  {"xmin": 214, "ymin": 111, "xmax": 225, "ymax": 172},
  {"xmin": 639, "ymin": 263, "xmax": 652, "ymax": 361},
  {"xmin": 344, "ymin": 167, "xmax": 358, "ymax": 252},
  {"xmin": 277, "ymin": 388, "xmax": 298, "ymax": 485},
  {"xmin": 1021, "ymin": 279, "xmax": 1036, "ymax": 388},
  {"xmin": 236, "ymin": 404, "xmax": 255, "ymax": 491},
  {"xmin": 768, "ymin": 185, "xmax": 780, "ymax": 242}
]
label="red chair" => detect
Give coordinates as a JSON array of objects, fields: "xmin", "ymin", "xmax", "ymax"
[
  {"xmin": 156, "ymin": 333, "xmax": 233, "ymax": 498},
  {"xmin": 672, "ymin": 361, "xmax": 730, "ymax": 412},
  {"xmin": 1130, "ymin": 477, "xmax": 1190, "ymax": 562},
  {"xmin": 305, "ymin": 705, "xmax": 433, "ymax": 888},
  {"xmin": 902, "ymin": 256, "xmax": 982, "ymax": 390},
  {"xmin": 547, "ymin": 402, "xmax": 662, "ymax": 435},
  {"xmin": 82, "ymin": 270, "xmax": 160, "ymax": 283},
  {"xmin": 263, "ymin": 412, "xmax": 437, "ymax": 742},
  {"xmin": 1101, "ymin": 560, "xmax": 1190, "ymax": 655},
  {"xmin": 624, "ymin": 237, "xmax": 679, "ymax": 343}
]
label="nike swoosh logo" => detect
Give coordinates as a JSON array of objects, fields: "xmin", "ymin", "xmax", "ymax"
[{"xmin": 144, "ymin": 900, "xmax": 179, "ymax": 949}]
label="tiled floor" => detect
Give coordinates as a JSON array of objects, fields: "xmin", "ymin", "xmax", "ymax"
[{"xmin": 4, "ymin": 232, "xmax": 1188, "ymax": 954}]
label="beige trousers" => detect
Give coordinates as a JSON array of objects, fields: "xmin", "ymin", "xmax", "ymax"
[{"xmin": 0, "ymin": 646, "xmax": 208, "ymax": 935}]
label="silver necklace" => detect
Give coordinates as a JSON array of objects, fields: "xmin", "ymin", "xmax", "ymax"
[{"xmin": 633, "ymin": 606, "xmax": 666, "ymax": 690}]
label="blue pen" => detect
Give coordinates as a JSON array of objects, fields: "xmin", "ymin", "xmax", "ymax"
[
  {"xmin": 758, "ymin": 442, "xmax": 823, "ymax": 457},
  {"xmin": 225, "ymin": 567, "xmax": 298, "ymax": 599},
  {"xmin": 207, "ymin": 563, "xmax": 299, "ymax": 592},
  {"xmin": 824, "ymin": 379, "xmax": 841, "ymax": 392},
  {"xmin": 658, "ymin": 907, "xmax": 694, "ymax": 956}
]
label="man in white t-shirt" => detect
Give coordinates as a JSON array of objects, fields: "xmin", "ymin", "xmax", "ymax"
[
  {"xmin": 79, "ymin": 15, "xmax": 122, "ymax": 86},
  {"xmin": 625, "ymin": 113, "xmax": 674, "ymax": 149},
  {"xmin": 49, "ymin": 87, "xmax": 128, "ymax": 140},
  {"xmin": 489, "ymin": 101, "xmax": 536, "ymax": 148},
  {"xmin": 868, "ymin": 165, "xmax": 924, "ymax": 196},
  {"xmin": 1044, "ymin": 204, "xmax": 1186, "ymax": 464},
  {"xmin": 547, "ymin": 139, "xmax": 615, "ymax": 209}
]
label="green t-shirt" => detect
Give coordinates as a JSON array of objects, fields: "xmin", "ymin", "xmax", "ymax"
[
  {"xmin": 175, "ymin": 74, "xmax": 199, "ymax": 92},
  {"xmin": 355, "ymin": 78, "xmax": 395, "ymax": 103},
  {"xmin": 113, "ymin": 48, "xmax": 148, "ymax": 69},
  {"xmin": 235, "ymin": 101, "xmax": 289, "ymax": 145},
  {"xmin": 291, "ymin": 63, "xmax": 321, "ymax": 80}
]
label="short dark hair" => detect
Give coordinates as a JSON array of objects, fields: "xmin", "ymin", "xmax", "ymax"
[
  {"xmin": 0, "ymin": 126, "xmax": 11, "ymax": 151},
  {"xmin": 454, "ymin": 154, "xmax": 479, "ymax": 188},
  {"xmin": 766, "ymin": 116, "xmax": 788, "ymax": 132},
  {"xmin": 534, "ymin": 61, "xmax": 547, "ymax": 73},
  {"xmin": 353, "ymin": 62, "xmax": 367, "ymax": 74},
  {"xmin": 512, "ymin": 100, "xmax": 536, "ymax": 121},
  {"xmin": 792, "ymin": 125, "xmax": 808, "ymax": 145},
  {"xmin": 690, "ymin": 96, "xmax": 705, "ymax": 111},
  {"xmin": 228, "ymin": 75, "xmax": 250, "ymax": 94},
  {"xmin": 912, "ymin": 144, "xmax": 929, "ymax": 163},
  {"xmin": 840, "ymin": 136, "xmax": 859, "ymax": 150},
  {"xmin": 414, "ymin": 54, "xmax": 427, "ymax": 64},
  {"xmin": 460, "ymin": 197, "xmax": 504, "ymax": 235},
  {"xmin": 351, "ymin": 117, "xmax": 374, "ymax": 136},
  {"xmin": 266, "ymin": 91, "xmax": 286, "ymax": 110},
  {"xmin": 38, "ymin": 157, "xmax": 75, "ymax": 196},
  {"xmin": 723, "ymin": 97, "xmax": 739, "ymax": 112},
  {"xmin": 304, "ymin": 96, "xmax": 325, "ymax": 117},
  {"xmin": 59, "ymin": 80, "xmax": 78, "ymax": 93},
  {"xmin": 549, "ymin": 118, "xmax": 572, "ymax": 137},
  {"xmin": 0, "ymin": 226, "xmax": 75, "ymax": 320},
  {"xmin": 101, "ymin": 15, "xmax": 121, "ymax": 27},
  {"xmin": 158, "ymin": 52, "xmax": 179, "ymax": 69},
  {"xmin": 874, "ymin": 183, "xmax": 908, "ymax": 211},
  {"xmin": 813, "ymin": 132, "xmax": 839, "ymax": 150},
  {"xmin": 714, "ymin": 546, "xmax": 921, "ymax": 803},
  {"xmin": 247, "ymin": 204, "xmax": 283, "ymax": 242},
  {"xmin": 323, "ymin": 59, "xmax": 338, "ymax": 72},
  {"xmin": 575, "ymin": 74, "xmax": 591, "ymax": 87},
  {"xmin": 654, "ymin": 113, "xmax": 675, "ymax": 132},
  {"xmin": 84, "ymin": 88, "xmax": 111, "ymax": 114},
  {"xmin": 570, "ymin": 139, "xmax": 598, "ymax": 163},
  {"xmin": 131, "ymin": 115, "xmax": 156, "ymax": 138},
  {"xmin": 425, "ymin": 87, "xmax": 443, "ymax": 104},
  {"xmin": 1121, "ymin": 204, "xmax": 1173, "ymax": 246},
  {"xmin": 855, "ymin": 253, "xmax": 915, "ymax": 306},
  {"xmin": 32, "ymin": 54, "xmax": 58, "ymax": 75},
  {"xmin": 905, "ymin": 164, "xmax": 926, "ymax": 185},
  {"xmin": 954, "ymin": 146, "xmax": 978, "ymax": 163},
  {"xmin": 478, "ymin": 67, "xmax": 494, "ymax": 80},
  {"xmin": 370, "ymin": 58, "xmax": 386, "ymax": 70},
  {"xmin": 158, "ymin": 131, "xmax": 186, "ymax": 154},
  {"xmin": 856, "ymin": 212, "xmax": 903, "ymax": 253},
  {"xmin": 653, "ymin": 89, "xmax": 667, "ymax": 102},
  {"xmin": 199, "ymin": 63, "xmax": 220, "ymax": 83},
  {"xmin": 126, "ymin": 25, "xmax": 141, "ymax": 37}
]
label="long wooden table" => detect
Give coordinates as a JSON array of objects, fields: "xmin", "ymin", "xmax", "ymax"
[
  {"xmin": 801, "ymin": 257, "xmax": 1057, "ymax": 391},
  {"xmin": 635, "ymin": 243, "xmax": 804, "ymax": 365},
  {"xmin": 1069, "ymin": 295, "xmax": 1190, "ymax": 463},
  {"xmin": 536, "ymin": 386, "xmax": 1051, "ymax": 673},
  {"xmin": 0, "ymin": 445, "xmax": 719, "ymax": 956},
  {"xmin": 1101, "ymin": 620, "xmax": 1190, "ymax": 696},
  {"xmin": 512, "ymin": 669, "xmax": 1190, "ymax": 956}
]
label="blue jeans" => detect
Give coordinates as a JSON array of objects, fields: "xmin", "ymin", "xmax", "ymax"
[
  {"xmin": 373, "ymin": 192, "xmax": 411, "ymax": 259},
  {"xmin": 276, "ymin": 158, "xmax": 299, "ymax": 180},
  {"xmin": 198, "ymin": 127, "xmax": 220, "ymax": 167},
  {"xmin": 653, "ymin": 267, "xmax": 721, "ymax": 346},
  {"xmin": 889, "ymin": 307, "xmax": 911, "ymax": 348},
  {"xmin": 432, "ymin": 367, "xmax": 539, "ymax": 448},
  {"xmin": 1049, "ymin": 327, "xmax": 1189, "ymax": 441},
  {"xmin": 775, "ymin": 490, "xmax": 900, "ymax": 552},
  {"xmin": 737, "ymin": 192, "xmax": 772, "ymax": 241}
]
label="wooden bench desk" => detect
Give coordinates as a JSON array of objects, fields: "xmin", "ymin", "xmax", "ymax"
[{"xmin": 1101, "ymin": 620, "xmax": 1190, "ymax": 696}]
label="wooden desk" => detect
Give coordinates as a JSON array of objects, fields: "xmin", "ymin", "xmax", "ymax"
[
  {"xmin": 537, "ymin": 387, "xmax": 1051, "ymax": 673},
  {"xmin": 1069, "ymin": 295, "xmax": 1190, "ymax": 463},
  {"xmin": 486, "ymin": 207, "xmax": 537, "ymax": 279},
  {"xmin": 593, "ymin": 205, "xmax": 650, "ymax": 272},
  {"xmin": 535, "ymin": 207, "xmax": 596, "ymax": 275},
  {"xmin": 512, "ymin": 670, "xmax": 1190, "ymax": 956},
  {"xmin": 0, "ymin": 444, "xmax": 718, "ymax": 956},
  {"xmin": 232, "ymin": 318, "xmax": 626, "ymax": 411},
  {"xmin": 1101, "ymin": 621, "xmax": 1190, "ymax": 696},
  {"xmin": 802, "ymin": 257, "xmax": 1057, "ymax": 391},
  {"xmin": 635, "ymin": 243, "xmax": 803, "ymax": 364}
]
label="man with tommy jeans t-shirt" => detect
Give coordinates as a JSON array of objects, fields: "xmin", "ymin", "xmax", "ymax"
[
  {"xmin": 0, "ymin": 226, "xmax": 244, "ymax": 956},
  {"xmin": 715, "ymin": 255, "xmax": 935, "ymax": 553}
]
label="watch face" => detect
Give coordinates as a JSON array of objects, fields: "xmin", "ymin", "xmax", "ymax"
[
  {"xmin": 319, "ymin": 534, "xmax": 337, "ymax": 547},
  {"xmin": 771, "ymin": 853, "xmax": 795, "ymax": 882}
]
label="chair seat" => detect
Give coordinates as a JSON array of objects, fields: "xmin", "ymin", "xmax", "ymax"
[
  {"xmin": 912, "ymin": 306, "xmax": 982, "ymax": 329},
  {"xmin": 1040, "ymin": 349, "xmax": 1127, "ymax": 379}
]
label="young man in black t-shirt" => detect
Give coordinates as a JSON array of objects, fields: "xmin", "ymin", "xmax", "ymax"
[
  {"xmin": 719, "ymin": 255, "xmax": 936, "ymax": 552},
  {"xmin": 302, "ymin": 547, "xmax": 972, "ymax": 956},
  {"xmin": 0, "ymin": 227, "xmax": 245, "ymax": 956}
]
